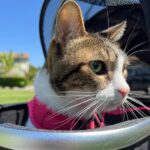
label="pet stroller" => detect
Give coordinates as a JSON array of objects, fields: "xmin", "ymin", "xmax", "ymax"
[{"xmin": 0, "ymin": 0, "xmax": 150, "ymax": 149}]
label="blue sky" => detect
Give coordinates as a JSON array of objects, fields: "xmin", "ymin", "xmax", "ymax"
[
  {"xmin": 0, "ymin": 0, "xmax": 103, "ymax": 67},
  {"xmin": 0, "ymin": 0, "xmax": 44, "ymax": 67}
]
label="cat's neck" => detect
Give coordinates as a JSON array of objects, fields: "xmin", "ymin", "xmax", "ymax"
[
  {"xmin": 34, "ymin": 69, "xmax": 62, "ymax": 111},
  {"xmin": 34, "ymin": 68, "xmax": 83, "ymax": 117}
]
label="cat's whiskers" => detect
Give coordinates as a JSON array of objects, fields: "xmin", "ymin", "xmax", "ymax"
[
  {"xmin": 97, "ymin": 98, "xmax": 110, "ymax": 113},
  {"xmin": 81, "ymin": 97, "xmax": 108, "ymax": 125},
  {"xmin": 37, "ymin": 92, "xmax": 96, "ymax": 120},
  {"xmin": 124, "ymin": 17, "xmax": 140, "ymax": 53},
  {"xmin": 127, "ymin": 96, "xmax": 150, "ymax": 111},
  {"xmin": 123, "ymin": 95, "xmax": 148, "ymax": 118},
  {"xmin": 59, "ymin": 90, "xmax": 97, "ymax": 94},
  {"xmin": 120, "ymin": 91, "xmax": 150, "ymax": 121},
  {"xmin": 62, "ymin": 94, "xmax": 96, "ymax": 108},
  {"xmin": 44, "ymin": 94, "xmax": 93, "ymax": 97},
  {"xmin": 54, "ymin": 101, "xmax": 95, "ymax": 126},
  {"xmin": 70, "ymin": 101, "xmax": 98, "ymax": 130},
  {"xmin": 127, "ymin": 100, "xmax": 146, "ymax": 118},
  {"xmin": 120, "ymin": 105, "xmax": 126, "ymax": 121},
  {"xmin": 46, "ymin": 96, "xmax": 96, "ymax": 121},
  {"xmin": 71, "ymin": 97, "xmax": 110, "ymax": 129},
  {"xmin": 129, "ymin": 92, "xmax": 150, "ymax": 99},
  {"xmin": 69, "ymin": 97, "xmax": 109, "ymax": 130},
  {"xmin": 123, "ymin": 103, "xmax": 129, "ymax": 121},
  {"xmin": 123, "ymin": 101, "xmax": 138, "ymax": 119},
  {"xmin": 51, "ymin": 97, "xmax": 109, "ymax": 130},
  {"xmin": 53, "ymin": 100, "xmax": 97, "ymax": 130},
  {"xmin": 127, "ymin": 49, "xmax": 150, "ymax": 57},
  {"xmin": 129, "ymin": 91, "xmax": 144, "ymax": 94},
  {"xmin": 90, "ymin": 98, "xmax": 107, "ymax": 117},
  {"xmin": 36, "ymin": 85, "xmax": 96, "ymax": 97},
  {"xmin": 126, "ymin": 40, "xmax": 149, "ymax": 55}
]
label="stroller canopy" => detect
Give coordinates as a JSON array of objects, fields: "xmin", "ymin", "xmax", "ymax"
[{"xmin": 40, "ymin": 0, "xmax": 150, "ymax": 65}]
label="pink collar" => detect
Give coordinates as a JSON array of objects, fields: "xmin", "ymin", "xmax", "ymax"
[
  {"xmin": 28, "ymin": 97, "xmax": 150, "ymax": 130},
  {"xmin": 28, "ymin": 97, "xmax": 104, "ymax": 130},
  {"xmin": 28, "ymin": 97, "xmax": 77, "ymax": 130}
]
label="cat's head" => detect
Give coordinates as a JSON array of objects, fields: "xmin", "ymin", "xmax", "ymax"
[{"xmin": 38, "ymin": 0, "xmax": 130, "ymax": 117}]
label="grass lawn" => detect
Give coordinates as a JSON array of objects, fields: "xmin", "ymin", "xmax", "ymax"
[{"xmin": 0, "ymin": 89, "xmax": 34, "ymax": 104}]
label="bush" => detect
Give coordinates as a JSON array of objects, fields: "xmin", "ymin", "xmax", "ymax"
[
  {"xmin": 0, "ymin": 77, "xmax": 28, "ymax": 87},
  {"xmin": 27, "ymin": 65, "xmax": 38, "ymax": 81}
]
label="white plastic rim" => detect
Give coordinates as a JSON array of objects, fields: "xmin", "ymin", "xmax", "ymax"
[{"xmin": 0, "ymin": 117, "xmax": 150, "ymax": 150}]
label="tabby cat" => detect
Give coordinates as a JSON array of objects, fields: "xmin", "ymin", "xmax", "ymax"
[{"xmin": 27, "ymin": 0, "xmax": 130, "ymax": 129}]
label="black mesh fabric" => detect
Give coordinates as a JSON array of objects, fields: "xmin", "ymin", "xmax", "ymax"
[
  {"xmin": 0, "ymin": 104, "xmax": 28, "ymax": 126},
  {"xmin": 78, "ymin": 0, "xmax": 140, "ymax": 6},
  {"xmin": 85, "ymin": 4, "xmax": 150, "ymax": 65},
  {"xmin": 40, "ymin": 0, "xmax": 150, "ymax": 65},
  {"xmin": 0, "ymin": 147, "xmax": 11, "ymax": 150}
]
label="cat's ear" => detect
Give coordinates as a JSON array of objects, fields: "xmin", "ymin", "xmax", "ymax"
[
  {"xmin": 54, "ymin": 0, "xmax": 87, "ymax": 46},
  {"xmin": 101, "ymin": 21, "xmax": 127, "ymax": 42}
]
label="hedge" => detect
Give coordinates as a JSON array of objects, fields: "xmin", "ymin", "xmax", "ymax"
[{"xmin": 0, "ymin": 77, "xmax": 28, "ymax": 87}]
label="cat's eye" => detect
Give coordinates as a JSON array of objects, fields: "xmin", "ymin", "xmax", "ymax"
[{"xmin": 89, "ymin": 60, "xmax": 106, "ymax": 75}]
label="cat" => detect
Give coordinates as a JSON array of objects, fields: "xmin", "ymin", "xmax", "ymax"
[{"xmin": 27, "ymin": 0, "xmax": 130, "ymax": 130}]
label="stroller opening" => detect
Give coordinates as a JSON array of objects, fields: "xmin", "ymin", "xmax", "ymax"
[
  {"xmin": 0, "ymin": 0, "xmax": 150, "ymax": 150},
  {"xmin": 39, "ymin": 0, "xmax": 150, "ymax": 127}
]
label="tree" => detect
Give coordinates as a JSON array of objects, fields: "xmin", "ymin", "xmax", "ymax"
[
  {"xmin": 0, "ymin": 52, "xmax": 14, "ymax": 76},
  {"xmin": 27, "ymin": 65, "xmax": 38, "ymax": 81}
]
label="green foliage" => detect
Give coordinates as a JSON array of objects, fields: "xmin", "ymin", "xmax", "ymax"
[
  {"xmin": 0, "ymin": 52, "xmax": 38, "ymax": 86},
  {"xmin": 0, "ymin": 52, "xmax": 14, "ymax": 76},
  {"xmin": 26, "ymin": 65, "xmax": 38, "ymax": 81},
  {"xmin": 0, "ymin": 77, "xmax": 28, "ymax": 87}
]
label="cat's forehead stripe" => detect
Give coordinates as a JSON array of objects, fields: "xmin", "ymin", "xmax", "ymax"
[{"xmin": 66, "ymin": 36, "xmax": 119, "ymax": 62}]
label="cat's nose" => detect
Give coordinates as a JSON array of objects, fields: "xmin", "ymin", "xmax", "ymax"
[{"xmin": 118, "ymin": 88, "xmax": 129, "ymax": 97}]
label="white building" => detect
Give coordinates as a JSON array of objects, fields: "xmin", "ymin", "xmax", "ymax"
[{"xmin": 0, "ymin": 53, "xmax": 29, "ymax": 77}]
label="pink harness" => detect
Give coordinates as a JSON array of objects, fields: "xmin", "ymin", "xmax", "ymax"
[
  {"xmin": 28, "ymin": 97, "xmax": 149, "ymax": 130},
  {"xmin": 28, "ymin": 97, "xmax": 76, "ymax": 130},
  {"xmin": 28, "ymin": 97, "xmax": 104, "ymax": 130}
]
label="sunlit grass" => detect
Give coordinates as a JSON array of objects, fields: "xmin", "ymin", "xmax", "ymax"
[{"xmin": 0, "ymin": 88, "xmax": 34, "ymax": 104}]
